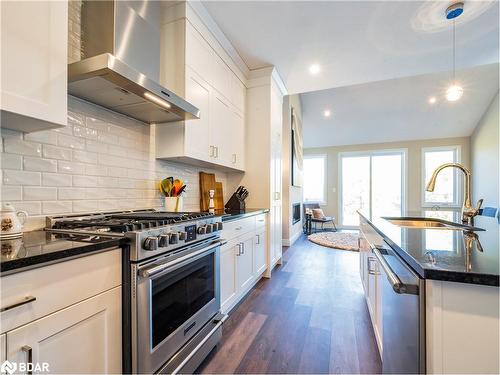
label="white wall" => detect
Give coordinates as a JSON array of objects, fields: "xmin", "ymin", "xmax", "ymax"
[
  {"xmin": 282, "ymin": 94, "xmax": 303, "ymax": 245},
  {"xmin": 471, "ymin": 91, "xmax": 499, "ymax": 212},
  {"xmin": 304, "ymin": 137, "xmax": 471, "ymax": 226}
]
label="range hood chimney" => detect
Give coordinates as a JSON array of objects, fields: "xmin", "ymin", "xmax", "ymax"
[{"xmin": 68, "ymin": 1, "xmax": 199, "ymax": 124}]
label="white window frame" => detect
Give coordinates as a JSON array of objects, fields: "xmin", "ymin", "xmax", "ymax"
[
  {"xmin": 338, "ymin": 148, "xmax": 408, "ymax": 228},
  {"xmin": 421, "ymin": 146, "xmax": 462, "ymax": 208},
  {"xmin": 303, "ymin": 154, "xmax": 327, "ymax": 205}
]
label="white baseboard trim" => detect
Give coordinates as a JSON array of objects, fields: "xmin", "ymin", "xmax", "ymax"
[{"xmin": 282, "ymin": 230, "xmax": 302, "ymax": 246}]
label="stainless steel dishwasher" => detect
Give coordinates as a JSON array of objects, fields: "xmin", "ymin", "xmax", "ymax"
[{"xmin": 373, "ymin": 242, "xmax": 426, "ymax": 374}]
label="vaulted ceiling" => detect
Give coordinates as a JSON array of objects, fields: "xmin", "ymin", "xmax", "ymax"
[{"xmin": 202, "ymin": 1, "xmax": 499, "ymax": 94}]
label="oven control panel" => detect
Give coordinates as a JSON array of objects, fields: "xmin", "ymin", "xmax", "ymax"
[{"xmin": 134, "ymin": 217, "xmax": 223, "ymax": 259}]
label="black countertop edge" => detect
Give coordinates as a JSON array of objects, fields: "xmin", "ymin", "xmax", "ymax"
[
  {"xmin": 1, "ymin": 238, "xmax": 128, "ymax": 276},
  {"xmin": 359, "ymin": 212, "xmax": 500, "ymax": 287},
  {"xmin": 220, "ymin": 209, "xmax": 270, "ymax": 222}
]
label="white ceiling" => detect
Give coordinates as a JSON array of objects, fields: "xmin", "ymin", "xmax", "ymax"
[
  {"xmin": 201, "ymin": 1, "xmax": 499, "ymax": 94},
  {"xmin": 301, "ymin": 63, "xmax": 499, "ymax": 148}
]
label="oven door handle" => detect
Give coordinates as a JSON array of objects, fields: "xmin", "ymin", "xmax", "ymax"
[{"xmin": 139, "ymin": 239, "xmax": 226, "ymax": 278}]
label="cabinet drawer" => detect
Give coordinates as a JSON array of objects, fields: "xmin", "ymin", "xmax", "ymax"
[
  {"xmin": 221, "ymin": 217, "xmax": 256, "ymax": 241},
  {"xmin": 1, "ymin": 248, "xmax": 121, "ymax": 333},
  {"xmin": 255, "ymin": 214, "xmax": 267, "ymax": 229}
]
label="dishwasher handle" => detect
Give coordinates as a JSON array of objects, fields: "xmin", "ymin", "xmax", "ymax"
[{"xmin": 372, "ymin": 246, "xmax": 419, "ymax": 295}]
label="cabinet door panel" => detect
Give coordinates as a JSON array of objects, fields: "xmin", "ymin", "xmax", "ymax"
[
  {"xmin": 209, "ymin": 92, "xmax": 232, "ymax": 165},
  {"xmin": 184, "ymin": 69, "xmax": 211, "ymax": 161},
  {"xmin": 237, "ymin": 237, "xmax": 254, "ymax": 292},
  {"xmin": 229, "ymin": 110, "xmax": 245, "ymax": 170},
  {"xmin": 0, "ymin": 334, "xmax": 5, "ymax": 364},
  {"xmin": 220, "ymin": 243, "xmax": 237, "ymax": 311},
  {"xmin": 1, "ymin": 0, "xmax": 67, "ymax": 128},
  {"xmin": 254, "ymin": 229, "xmax": 267, "ymax": 276},
  {"xmin": 185, "ymin": 24, "xmax": 214, "ymax": 84},
  {"xmin": 6, "ymin": 287, "xmax": 121, "ymax": 374}
]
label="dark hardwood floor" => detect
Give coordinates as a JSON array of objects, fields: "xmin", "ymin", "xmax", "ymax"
[{"xmin": 197, "ymin": 235, "xmax": 382, "ymax": 374}]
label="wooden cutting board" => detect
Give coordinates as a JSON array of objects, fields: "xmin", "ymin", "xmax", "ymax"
[
  {"xmin": 215, "ymin": 182, "xmax": 224, "ymax": 212},
  {"xmin": 199, "ymin": 172, "xmax": 216, "ymax": 211}
]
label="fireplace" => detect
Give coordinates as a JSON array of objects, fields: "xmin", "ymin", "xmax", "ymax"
[{"xmin": 292, "ymin": 203, "xmax": 301, "ymax": 225}]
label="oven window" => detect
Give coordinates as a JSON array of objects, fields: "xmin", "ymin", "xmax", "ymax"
[{"xmin": 151, "ymin": 252, "xmax": 215, "ymax": 348}]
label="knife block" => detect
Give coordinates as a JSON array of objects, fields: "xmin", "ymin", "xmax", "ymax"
[{"xmin": 225, "ymin": 193, "xmax": 246, "ymax": 213}]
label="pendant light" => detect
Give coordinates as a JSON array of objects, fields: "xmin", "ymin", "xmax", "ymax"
[{"xmin": 445, "ymin": 2, "xmax": 464, "ymax": 102}]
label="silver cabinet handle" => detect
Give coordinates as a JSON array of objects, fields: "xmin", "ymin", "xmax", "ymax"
[
  {"xmin": 22, "ymin": 345, "xmax": 33, "ymax": 375},
  {"xmin": 209, "ymin": 146, "xmax": 215, "ymax": 157},
  {"xmin": 214, "ymin": 146, "xmax": 219, "ymax": 158},
  {"xmin": 1, "ymin": 296, "xmax": 36, "ymax": 313},
  {"xmin": 242, "ymin": 242, "xmax": 245, "ymax": 254},
  {"xmin": 236, "ymin": 243, "xmax": 242, "ymax": 256},
  {"xmin": 256, "ymin": 234, "xmax": 260, "ymax": 245},
  {"xmin": 235, "ymin": 226, "xmax": 242, "ymax": 231},
  {"xmin": 232, "ymin": 154, "xmax": 236, "ymax": 164}
]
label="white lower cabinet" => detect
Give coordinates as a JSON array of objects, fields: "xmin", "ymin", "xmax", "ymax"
[
  {"xmin": 254, "ymin": 229, "xmax": 267, "ymax": 276},
  {"xmin": 237, "ymin": 237, "xmax": 254, "ymax": 292},
  {"xmin": 0, "ymin": 334, "xmax": 5, "ymax": 364},
  {"xmin": 6, "ymin": 286, "xmax": 122, "ymax": 374},
  {"xmin": 220, "ymin": 241, "xmax": 238, "ymax": 311},
  {"xmin": 220, "ymin": 214, "xmax": 269, "ymax": 313}
]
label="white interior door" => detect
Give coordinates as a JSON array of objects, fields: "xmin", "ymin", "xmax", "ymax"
[{"xmin": 340, "ymin": 150, "xmax": 406, "ymax": 227}]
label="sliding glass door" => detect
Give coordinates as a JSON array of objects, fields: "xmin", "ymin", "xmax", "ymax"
[{"xmin": 340, "ymin": 150, "xmax": 406, "ymax": 227}]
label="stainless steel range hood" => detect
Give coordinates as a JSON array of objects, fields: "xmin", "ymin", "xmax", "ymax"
[{"xmin": 68, "ymin": 1, "xmax": 199, "ymax": 123}]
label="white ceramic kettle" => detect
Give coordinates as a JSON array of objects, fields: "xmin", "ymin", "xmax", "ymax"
[{"xmin": 1, "ymin": 203, "xmax": 28, "ymax": 238}]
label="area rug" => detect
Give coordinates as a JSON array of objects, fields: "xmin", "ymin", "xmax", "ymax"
[{"xmin": 308, "ymin": 231, "xmax": 359, "ymax": 251}]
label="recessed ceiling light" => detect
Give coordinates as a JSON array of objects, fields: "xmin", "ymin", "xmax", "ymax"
[
  {"xmin": 446, "ymin": 85, "xmax": 463, "ymax": 101},
  {"xmin": 323, "ymin": 109, "xmax": 331, "ymax": 117},
  {"xmin": 309, "ymin": 64, "xmax": 321, "ymax": 75},
  {"xmin": 428, "ymin": 96, "xmax": 437, "ymax": 104}
]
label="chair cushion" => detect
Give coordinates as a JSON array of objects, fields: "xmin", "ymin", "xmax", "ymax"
[{"xmin": 312, "ymin": 208, "xmax": 326, "ymax": 219}]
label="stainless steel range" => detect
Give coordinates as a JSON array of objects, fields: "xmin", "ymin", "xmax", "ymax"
[{"xmin": 46, "ymin": 209, "xmax": 227, "ymax": 374}]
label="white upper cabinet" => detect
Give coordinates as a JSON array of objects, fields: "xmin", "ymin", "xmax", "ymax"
[
  {"xmin": 0, "ymin": 0, "xmax": 68, "ymax": 132},
  {"xmin": 157, "ymin": 8, "xmax": 246, "ymax": 172}
]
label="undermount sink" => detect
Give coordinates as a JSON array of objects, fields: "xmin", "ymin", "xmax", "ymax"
[{"xmin": 382, "ymin": 217, "xmax": 485, "ymax": 231}]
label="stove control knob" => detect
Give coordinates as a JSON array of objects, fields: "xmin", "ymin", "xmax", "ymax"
[
  {"xmin": 158, "ymin": 234, "xmax": 169, "ymax": 247},
  {"xmin": 179, "ymin": 231, "xmax": 187, "ymax": 241},
  {"xmin": 143, "ymin": 236, "xmax": 158, "ymax": 251},
  {"xmin": 217, "ymin": 222, "xmax": 223, "ymax": 231},
  {"xmin": 205, "ymin": 224, "xmax": 213, "ymax": 233},
  {"xmin": 169, "ymin": 232, "xmax": 179, "ymax": 244},
  {"xmin": 211, "ymin": 223, "xmax": 219, "ymax": 232},
  {"xmin": 197, "ymin": 226, "xmax": 206, "ymax": 235}
]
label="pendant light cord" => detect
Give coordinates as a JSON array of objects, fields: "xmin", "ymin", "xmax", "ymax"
[{"xmin": 453, "ymin": 19, "xmax": 456, "ymax": 82}]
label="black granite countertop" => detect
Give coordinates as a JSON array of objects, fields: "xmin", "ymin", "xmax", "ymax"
[
  {"xmin": 1, "ymin": 230, "xmax": 127, "ymax": 276},
  {"xmin": 360, "ymin": 210, "xmax": 499, "ymax": 287},
  {"xmin": 220, "ymin": 208, "xmax": 270, "ymax": 222}
]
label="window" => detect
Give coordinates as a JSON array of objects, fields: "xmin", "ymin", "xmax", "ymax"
[
  {"xmin": 422, "ymin": 146, "xmax": 461, "ymax": 206},
  {"xmin": 340, "ymin": 150, "xmax": 406, "ymax": 227},
  {"xmin": 303, "ymin": 155, "xmax": 326, "ymax": 203}
]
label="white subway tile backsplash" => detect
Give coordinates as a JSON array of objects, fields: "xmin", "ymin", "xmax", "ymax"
[
  {"xmin": 42, "ymin": 201, "xmax": 72, "ymax": 214},
  {"xmin": 72, "ymin": 175, "xmax": 98, "ymax": 187},
  {"xmin": 3, "ymin": 170, "xmax": 41, "ymax": 186},
  {"xmin": 42, "ymin": 173, "xmax": 72, "ymax": 187},
  {"xmin": 9, "ymin": 201, "xmax": 41, "ymax": 215},
  {"xmin": 23, "ymin": 187, "xmax": 57, "ymax": 201},
  {"xmin": 73, "ymin": 150, "xmax": 98, "ymax": 164},
  {"xmin": 58, "ymin": 160, "xmax": 86, "ymax": 175},
  {"xmin": 58, "ymin": 187, "xmax": 86, "ymax": 200},
  {"xmin": 1, "ymin": 186, "xmax": 22, "ymax": 201},
  {"xmin": 24, "ymin": 130, "xmax": 58, "ymax": 145},
  {"xmin": 1, "ymin": 153, "xmax": 22, "ymax": 169},
  {"xmin": 43, "ymin": 145, "xmax": 72, "ymax": 160},
  {"xmin": 23, "ymin": 157, "xmax": 57, "ymax": 172},
  {"xmin": 4, "ymin": 139, "xmax": 42, "ymax": 156},
  {"xmin": 0, "ymin": 96, "xmax": 229, "ymax": 219},
  {"xmin": 57, "ymin": 134, "xmax": 85, "ymax": 150}
]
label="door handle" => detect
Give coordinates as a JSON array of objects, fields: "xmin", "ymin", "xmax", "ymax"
[
  {"xmin": 236, "ymin": 243, "xmax": 242, "ymax": 256},
  {"xmin": 256, "ymin": 234, "xmax": 260, "ymax": 245},
  {"xmin": 372, "ymin": 247, "xmax": 418, "ymax": 295},
  {"xmin": 22, "ymin": 345, "xmax": 33, "ymax": 375},
  {"xmin": 367, "ymin": 257, "xmax": 380, "ymax": 275}
]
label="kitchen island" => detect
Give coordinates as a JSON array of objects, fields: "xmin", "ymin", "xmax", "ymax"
[{"xmin": 358, "ymin": 210, "xmax": 499, "ymax": 374}]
